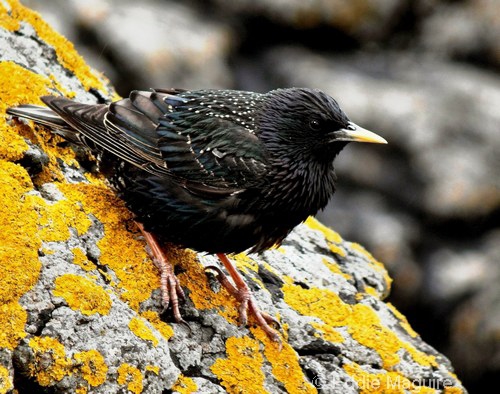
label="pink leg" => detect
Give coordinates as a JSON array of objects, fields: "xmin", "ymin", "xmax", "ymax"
[
  {"xmin": 210, "ymin": 253, "xmax": 281, "ymax": 343},
  {"xmin": 136, "ymin": 222, "xmax": 186, "ymax": 323}
]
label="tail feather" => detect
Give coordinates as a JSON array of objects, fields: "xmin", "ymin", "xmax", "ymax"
[
  {"xmin": 7, "ymin": 102, "xmax": 84, "ymax": 144},
  {"xmin": 7, "ymin": 104, "xmax": 67, "ymax": 128}
]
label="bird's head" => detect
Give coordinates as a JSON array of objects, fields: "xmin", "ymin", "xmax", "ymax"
[{"xmin": 257, "ymin": 88, "xmax": 386, "ymax": 162}]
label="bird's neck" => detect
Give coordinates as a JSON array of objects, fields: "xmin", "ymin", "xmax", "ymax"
[{"xmin": 264, "ymin": 155, "xmax": 337, "ymax": 216}]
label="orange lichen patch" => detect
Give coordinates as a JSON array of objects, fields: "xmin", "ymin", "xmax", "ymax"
[
  {"xmin": 145, "ymin": 365, "xmax": 160, "ymax": 375},
  {"xmin": 305, "ymin": 217, "xmax": 350, "ymax": 257},
  {"xmin": 210, "ymin": 336, "xmax": 266, "ymax": 394},
  {"xmin": 73, "ymin": 349, "xmax": 108, "ymax": 387},
  {"xmin": 141, "ymin": 311, "xmax": 174, "ymax": 341},
  {"xmin": 83, "ymin": 171, "xmax": 107, "ymax": 188},
  {"xmin": 26, "ymin": 193, "xmax": 92, "ymax": 242},
  {"xmin": 344, "ymin": 362, "xmax": 454, "ymax": 394},
  {"xmin": 328, "ymin": 243, "xmax": 347, "ymax": 257},
  {"xmin": 0, "ymin": 62, "xmax": 82, "ymax": 183},
  {"xmin": 53, "ymin": 274, "xmax": 112, "ymax": 316},
  {"xmin": 28, "ymin": 336, "xmax": 73, "ymax": 386},
  {"xmin": 56, "ymin": 182, "xmax": 159, "ymax": 311},
  {"xmin": 176, "ymin": 250, "xmax": 239, "ymax": 324},
  {"xmin": 0, "ymin": 364, "xmax": 13, "ymax": 393},
  {"xmin": 344, "ymin": 362, "xmax": 417, "ymax": 394},
  {"xmin": 252, "ymin": 328, "xmax": 317, "ymax": 394},
  {"xmin": 0, "ymin": 302, "xmax": 27, "ymax": 350},
  {"xmin": 444, "ymin": 386, "xmax": 465, "ymax": 394},
  {"xmin": 233, "ymin": 253, "xmax": 259, "ymax": 273},
  {"xmin": 322, "ymin": 258, "xmax": 351, "ymax": 280},
  {"xmin": 310, "ymin": 322, "xmax": 344, "ymax": 343},
  {"xmin": 305, "ymin": 216, "xmax": 343, "ymax": 243},
  {"xmin": 117, "ymin": 363, "xmax": 143, "ymax": 394},
  {"xmin": 2, "ymin": 0, "xmax": 110, "ymax": 93},
  {"xmin": 0, "ymin": 161, "xmax": 41, "ymax": 349},
  {"xmin": 0, "ymin": 61, "xmax": 46, "ymax": 161},
  {"xmin": 129, "ymin": 317, "xmax": 159, "ymax": 347},
  {"xmin": 232, "ymin": 253, "xmax": 268, "ymax": 290},
  {"xmin": 72, "ymin": 247, "xmax": 97, "ymax": 271},
  {"xmin": 172, "ymin": 374, "xmax": 198, "ymax": 394},
  {"xmin": 283, "ymin": 280, "xmax": 437, "ymax": 370},
  {"xmin": 363, "ymin": 286, "xmax": 380, "ymax": 297}
]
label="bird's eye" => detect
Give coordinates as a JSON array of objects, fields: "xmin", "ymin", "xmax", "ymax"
[{"xmin": 309, "ymin": 119, "xmax": 321, "ymax": 130}]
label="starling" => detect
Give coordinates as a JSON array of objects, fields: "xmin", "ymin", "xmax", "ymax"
[{"xmin": 7, "ymin": 88, "xmax": 387, "ymax": 342}]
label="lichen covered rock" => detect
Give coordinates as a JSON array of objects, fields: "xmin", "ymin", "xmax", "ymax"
[{"xmin": 0, "ymin": 1, "xmax": 467, "ymax": 393}]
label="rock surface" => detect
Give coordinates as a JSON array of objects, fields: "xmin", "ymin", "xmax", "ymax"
[{"xmin": 0, "ymin": 1, "xmax": 468, "ymax": 393}]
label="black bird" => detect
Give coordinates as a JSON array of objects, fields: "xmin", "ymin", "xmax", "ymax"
[{"xmin": 7, "ymin": 88, "xmax": 386, "ymax": 341}]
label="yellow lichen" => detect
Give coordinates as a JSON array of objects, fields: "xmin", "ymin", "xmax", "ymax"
[
  {"xmin": 1, "ymin": 0, "xmax": 111, "ymax": 94},
  {"xmin": 344, "ymin": 362, "xmax": 412, "ymax": 394},
  {"xmin": 73, "ymin": 349, "xmax": 108, "ymax": 387},
  {"xmin": 0, "ymin": 365, "xmax": 13, "ymax": 394},
  {"xmin": 177, "ymin": 249, "xmax": 239, "ymax": 324},
  {"xmin": 252, "ymin": 328, "xmax": 317, "ymax": 394},
  {"xmin": 26, "ymin": 192, "xmax": 92, "ymax": 242},
  {"xmin": 386, "ymin": 303, "xmax": 419, "ymax": 338},
  {"xmin": 444, "ymin": 387, "xmax": 464, "ymax": 394},
  {"xmin": 117, "ymin": 363, "xmax": 143, "ymax": 394},
  {"xmin": 363, "ymin": 286, "xmax": 380, "ymax": 298},
  {"xmin": 0, "ymin": 303, "xmax": 27, "ymax": 350},
  {"xmin": 210, "ymin": 336, "xmax": 266, "ymax": 394},
  {"xmin": 0, "ymin": 61, "xmax": 46, "ymax": 161},
  {"xmin": 233, "ymin": 253, "xmax": 259, "ymax": 273},
  {"xmin": 53, "ymin": 274, "xmax": 112, "ymax": 316},
  {"xmin": 55, "ymin": 183, "xmax": 159, "ymax": 311},
  {"xmin": 305, "ymin": 217, "xmax": 343, "ymax": 243},
  {"xmin": 0, "ymin": 161, "xmax": 41, "ymax": 350},
  {"xmin": 141, "ymin": 311, "xmax": 174, "ymax": 341},
  {"xmin": 72, "ymin": 248, "xmax": 97, "ymax": 271},
  {"xmin": 343, "ymin": 362, "xmax": 452, "ymax": 394},
  {"xmin": 145, "ymin": 365, "xmax": 160, "ymax": 375},
  {"xmin": 28, "ymin": 336, "xmax": 73, "ymax": 386},
  {"xmin": 129, "ymin": 317, "xmax": 159, "ymax": 347},
  {"xmin": 328, "ymin": 243, "xmax": 347, "ymax": 257},
  {"xmin": 283, "ymin": 280, "xmax": 437, "ymax": 370},
  {"xmin": 75, "ymin": 386, "xmax": 88, "ymax": 394},
  {"xmin": 310, "ymin": 322, "xmax": 344, "ymax": 343},
  {"xmin": 172, "ymin": 374, "xmax": 198, "ymax": 394},
  {"xmin": 322, "ymin": 258, "xmax": 351, "ymax": 280},
  {"xmin": 233, "ymin": 253, "xmax": 268, "ymax": 291}
]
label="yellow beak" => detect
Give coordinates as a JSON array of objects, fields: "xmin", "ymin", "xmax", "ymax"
[{"xmin": 332, "ymin": 122, "xmax": 387, "ymax": 144}]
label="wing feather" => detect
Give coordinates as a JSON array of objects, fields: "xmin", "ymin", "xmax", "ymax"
[{"xmin": 40, "ymin": 89, "xmax": 269, "ymax": 195}]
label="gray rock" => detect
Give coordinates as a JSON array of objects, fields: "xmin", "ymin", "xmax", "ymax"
[
  {"xmin": 72, "ymin": 0, "xmax": 233, "ymax": 90},
  {"xmin": 419, "ymin": 0, "xmax": 500, "ymax": 68},
  {"xmin": 445, "ymin": 230, "xmax": 500, "ymax": 378},
  {"xmin": 210, "ymin": 0, "xmax": 406, "ymax": 40}
]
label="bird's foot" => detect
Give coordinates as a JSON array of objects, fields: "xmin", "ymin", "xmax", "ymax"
[
  {"xmin": 207, "ymin": 254, "xmax": 281, "ymax": 343},
  {"xmin": 135, "ymin": 221, "xmax": 187, "ymax": 326},
  {"xmin": 153, "ymin": 256, "xmax": 186, "ymax": 324}
]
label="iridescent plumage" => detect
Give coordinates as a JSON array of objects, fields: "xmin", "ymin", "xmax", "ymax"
[{"xmin": 7, "ymin": 87, "xmax": 386, "ymax": 341}]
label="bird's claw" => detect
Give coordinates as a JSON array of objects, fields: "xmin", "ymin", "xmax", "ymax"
[
  {"xmin": 154, "ymin": 257, "xmax": 187, "ymax": 326},
  {"xmin": 205, "ymin": 264, "xmax": 281, "ymax": 344}
]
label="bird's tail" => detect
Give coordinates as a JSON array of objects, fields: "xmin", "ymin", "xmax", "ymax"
[{"xmin": 6, "ymin": 102, "xmax": 82, "ymax": 144}]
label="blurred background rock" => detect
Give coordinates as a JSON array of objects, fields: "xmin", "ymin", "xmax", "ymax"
[{"xmin": 22, "ymin": 0, "xmax": 500, "ymax": 392}]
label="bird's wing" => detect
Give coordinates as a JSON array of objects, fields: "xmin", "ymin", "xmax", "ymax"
[{"xmin": 41, "ymin": 89, "xmax": 268, "ymax": 196}]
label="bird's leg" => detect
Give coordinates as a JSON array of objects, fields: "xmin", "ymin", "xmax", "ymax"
[
  {"xmin": 211, "ymin": 253, "xmax": 281, "ymax": 342},
  {"xmin": 135, "ymin": 222, "xmax": 186, "ymax": 323}
]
